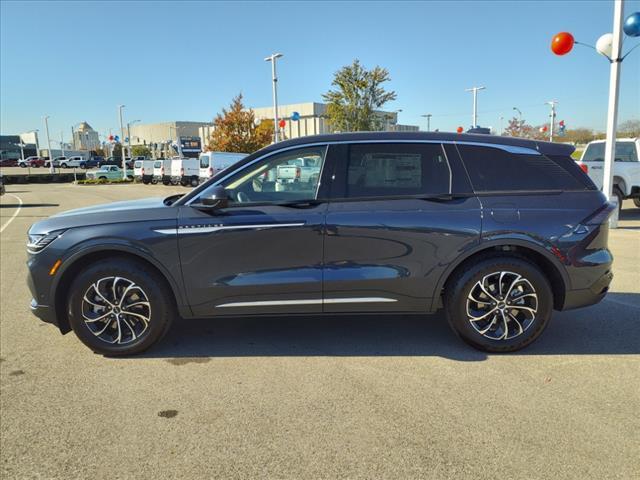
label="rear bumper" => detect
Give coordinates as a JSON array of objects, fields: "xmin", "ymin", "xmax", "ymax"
[{"xmin": 562, "ymin": 269, "xmax": 613, "ymax": 310}]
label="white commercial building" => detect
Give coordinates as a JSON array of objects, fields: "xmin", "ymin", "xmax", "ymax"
[
  {"xmin": 252, "ymin": 102, "xmax": 419, "ymax": 140},
  {"xmin": 129, "ymin": 121, "xmax": 212, "ymax": 158},
  {"xmin": 72, "ymin": 122, "xmax": 100, "ymax": 151}
]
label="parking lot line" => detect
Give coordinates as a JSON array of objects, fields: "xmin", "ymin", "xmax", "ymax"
[{"xmin": 0, "ymin": 193, "xmax": 23, "ymax": 233}]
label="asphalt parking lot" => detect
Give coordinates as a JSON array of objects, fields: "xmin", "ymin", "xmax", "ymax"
[{"xmin": 1, "ymin": 183, "xmax": 639, "ymax": 479}]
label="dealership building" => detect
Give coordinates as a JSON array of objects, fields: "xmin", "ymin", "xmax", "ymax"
[
  {"xmin": 128, "ymin": 121, "xmax": 213, "ymax": 158},
  {"xmin": 251, "ymin": 102, "xmax": 419, "ymax": 139}
]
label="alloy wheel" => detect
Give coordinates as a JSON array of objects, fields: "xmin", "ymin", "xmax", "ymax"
[
  {"xmin": 466, "ymin": 271, "xmax": 538, "ymax": 341},
  {"xmin": 81, "ymin": 276, "xmax": 151, "ymax": 344}
]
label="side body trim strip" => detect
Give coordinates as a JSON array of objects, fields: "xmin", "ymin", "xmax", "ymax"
[{"xmin": 216, "ymin": 297, "xmax": 397, "ymax": 308}]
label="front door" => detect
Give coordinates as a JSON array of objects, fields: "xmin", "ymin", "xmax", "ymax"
[{"xmin": 178, "ymin": 145, "xmax": 330, "ymax": 317}]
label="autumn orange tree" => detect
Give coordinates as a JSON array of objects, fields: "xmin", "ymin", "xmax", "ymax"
[{"xmin": 207, "ymin": 94, "xmax": 273, "ymax": 153}]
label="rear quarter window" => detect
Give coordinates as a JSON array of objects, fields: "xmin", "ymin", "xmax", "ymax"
[{"xmin": 457, "ymin": 145, "xmax": 588, "ymax": 192}]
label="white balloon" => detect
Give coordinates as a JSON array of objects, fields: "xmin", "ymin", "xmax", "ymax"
[{"xmin": 596, "ymin": 33, "xmax": 613, "ymax": 58}]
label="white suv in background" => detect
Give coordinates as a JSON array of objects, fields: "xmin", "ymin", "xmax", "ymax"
[{"xmin": 578, "ymin": 138, "xmax": 640, "ymax": 210}]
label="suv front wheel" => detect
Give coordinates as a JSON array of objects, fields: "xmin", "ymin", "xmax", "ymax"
[
  {"xmin": 445, "ymin": 256, "xmax": 553, "ymax": 352},
  {"xmin": 67, "ymin": 258, "xmax": 175, "ymax": 355}
]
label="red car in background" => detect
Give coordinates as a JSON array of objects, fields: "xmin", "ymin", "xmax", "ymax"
[{"xmin": 18, "ymin": 156, "xmax": 48, "ymax": 168}]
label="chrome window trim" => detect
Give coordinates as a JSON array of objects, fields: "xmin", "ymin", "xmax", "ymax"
[{"xmin": 185, "ymin": 139, "xmax": 540, "ymax": 206}]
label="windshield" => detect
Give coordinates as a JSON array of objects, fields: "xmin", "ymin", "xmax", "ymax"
[
  {"xmin": 582, "ymin": 142, "xmax": 638, "ymax": 162},
  {"xmin": 154, "ymin": 161, "xmax": 163, "ymax": 168},
  {"xmin": 134, "ymin": 161, "xmax": 142, "ymax": 168},
  {"xmin": 199, "ymin": 155, "xmax": 209, "ymax": 169}
]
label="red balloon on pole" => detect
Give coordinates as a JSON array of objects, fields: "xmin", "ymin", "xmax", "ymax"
[
  {"xmin": 551, "ymin": 32, "xmax": 575, "ymax": 55},
  {"xmin": 456, "ymin": 126, "xmax": 464, "ymax": 134},
  {"xmin": 278, "ymin": 119, "xmax": 286, "ymax": 128},
  {"xmin": 108, "ymin": 135, "xmax": 114, "ymax": 141}
]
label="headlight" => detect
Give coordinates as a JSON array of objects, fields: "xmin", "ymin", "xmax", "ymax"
[{"xmin": 27, "ymin": 231, "xmax": 64, "ymax": 254}]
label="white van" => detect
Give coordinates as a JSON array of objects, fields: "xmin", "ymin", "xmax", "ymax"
[
  {"xmin": 198, "ymin": 152, "xmax": 248, "ymax": 183},
  {"xmin": 152, "ymin": 159, "xmax": 172, "ymax": 185},
  {"xmin": 170, "ymin": 158, "xmax": 200, "ymax": 187},
  {"xmin": 133, "ymin": 160, "xmax": 155, "ymax": 184}
]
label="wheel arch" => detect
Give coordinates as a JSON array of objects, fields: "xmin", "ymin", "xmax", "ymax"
[
  {"xmin": 613, "ymin": 176, "xmax": 627, "ymax": 196},
  {"xmin": 432, "ymin": 239, "xmax": 569, "ymax": 312},
  {"xmin": 52, "ymin": 245, "xmax": 189, "ymax": 334}
]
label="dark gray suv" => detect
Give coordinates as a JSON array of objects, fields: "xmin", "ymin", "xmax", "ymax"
[{"xmin": 27, "ymin": 132, "xmax": 614, "ymax": 355}]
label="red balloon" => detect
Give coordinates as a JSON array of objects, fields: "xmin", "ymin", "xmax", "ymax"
[
  {"xmin": 108, "ymin": 135, "xmax": 114, "ymax": 141},
  {"xmin": 278, "ymin": 119, "xmax": 286, "ymax": 128},
  {"xmin": 456, "ymin": 126, "xmax": 464, "ymax": 134},
  {"xmin": 551, "ymin": 32, "xmax": 574, "ymax": 55},
  {"xmin": 541, "ymin": 126, "xmax": 548, "ymax": 132}
]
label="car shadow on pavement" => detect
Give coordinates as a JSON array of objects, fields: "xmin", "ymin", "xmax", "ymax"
[
  {"xmin": 141, "ymin": 292, "xmax": 639, "ymax": 361},
  {"xmin": 0, "ymin": 203, "xmax": 59, "ymax": 208}
]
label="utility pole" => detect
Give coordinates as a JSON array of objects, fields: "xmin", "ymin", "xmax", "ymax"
[
  {"xmin": 545, "ymin": 100, "xmax": 558, "ymax": 142},
  {"xmin": 43, "ymin": 116, "xmax": 54, "ymax": 173},
  {"xmin": 421, "ymin": 113, "xmax": 432, "ymax": 132},
  {"xmin": 512, "ymin": 107, "xmax": 523, "ymax": 135},
  {"xmin": 118, "ymin": 105, "xmax": 127, "ymax": 179},
  {"xmin": 465, "ymin": 86, "xmax": 486, "ymax": 128},
  {"xmin": 603, "ymin": 0, "xmax": 625, "ymax": 228},
  {"xmin": 264, "ymin": 53, "xmax": 283, "ymax": 143}
]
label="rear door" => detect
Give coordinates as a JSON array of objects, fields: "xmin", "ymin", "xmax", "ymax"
[
  {"xmin": 323, "ymin": 142, "xmax": 481, "ymax": 313},
  {"xmin": 177, "ymin": 144, "xmax": 332, "ymax": 316}
]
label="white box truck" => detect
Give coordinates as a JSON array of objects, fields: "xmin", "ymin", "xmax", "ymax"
[{"xmin": 198, "ymin": 152, "xmax": 248, "ymax": 183}]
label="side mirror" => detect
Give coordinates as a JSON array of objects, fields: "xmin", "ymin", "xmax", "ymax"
[{"xmin": 199, "ymin": 186, "xmax": 229, "ymax": 210}]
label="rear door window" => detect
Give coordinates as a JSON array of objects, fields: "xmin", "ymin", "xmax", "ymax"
[
  {"xmin": 457, "ymin": 145, "xmax": 586, "ymax": 192},
  {"xmin": 582, "ymin": 142, "xmax": 638, "ymax": 162},
  {"xmin": 344, "ymin": 143, "xmax": 451, "ymax": 198}
]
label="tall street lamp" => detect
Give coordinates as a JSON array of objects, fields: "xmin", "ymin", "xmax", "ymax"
[
  {"xmin": 43, "ymin": 116, "xmax": 54, "ymax": 173},
  {"xmin": 264, "ymin": 53, "xmax": 283, "ymax": 143},
  {"xmin": 421, "ymin": 113, "xmax": 432, "ymax": 132},
  {"xmin": 512, "ymin": 107, "xmax": 523, "ymax": 134},
  {"xmin": 118, "ymin": 105, "xmax": 128, "ymax": 179},
  {"xmin": 465, "ymin": 86, "xmax": 486, "ymax": 128}
]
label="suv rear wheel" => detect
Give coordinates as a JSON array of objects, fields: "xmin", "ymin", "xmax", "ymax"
[
  {"xmin": 445, "ymin": 256, "xmax": 553, "ymax": 352},
  {"xmin": 67, "ymin": 258, "xmax": 175, "ymax": 355}
]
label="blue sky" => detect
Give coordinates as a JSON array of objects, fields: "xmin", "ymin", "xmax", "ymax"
[{"xmin": 1, "ymin": 0, "xmax": 639, "ymax": 140}]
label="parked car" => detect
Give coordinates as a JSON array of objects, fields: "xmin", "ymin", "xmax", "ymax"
[
  {"xmin": 85, "ymin": 165, "xmax": 131, "ymax": 181},
  {"xmin": 198, "ymin": 151, "xmax": 247, "ymax": 183},
  {"xmin": 0, "ymin": 158, "xmax": 19, "ymax": 167},
  {"xmin": 133, "ymin": 160, "xmax": 155, "ymax": 184},
  {"xmin": 276, "ymin": 156, "xmax": 321, "ymax": 186},
  {"xmin": 0, "ymin": 174, "xmax": 4, "ymax": 195},
  {"xmin": 152, "ymin": 159, "xmax": 172, "ymax": 185},
  {"xmin": 99, "ymin": 157, "xmax": 133, "ymax": 169},
  {"xmin": 18, "ymin": 156, "xmax": 46, "ymax": 168},
  {"xmin": 578, "ymin": 138, "xmax": 640, "ymax": 210},
  {"xmin": 26, "ymin": 132, "xmax": 614, "ymax": 356},
  {"xmin": 170, "ymin": 157, "xmax": 200, "ymax": 187},
  {"xmin": 79, "ymin": 158, "xmax": 101, "ymax": 169}
]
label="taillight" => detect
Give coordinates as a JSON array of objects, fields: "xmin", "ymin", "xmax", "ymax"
[
  {"xmin": 579, "ymin": 163, "xmax": 588, "ymax": 174},
  {"xmin": 141, "ymin": 168, "xmax": 145, "ymax": 174},
  {"xmin": 296, "ymin": 167, "xmax": 301, "ymax": 179},
  {"xmin": 208, "ymin": 167, "xmax": 213, "ymax": 177},
  {"xmin": 161, "ymin": 167, "xmax": 164, "ymax": 174},
  {"xmin": 581, "ymin": 202, "xmax": 616, "ymax": 226},
  {"xmin": 180, "ymin": 167, "xmax": 184, "ymax": 176}
]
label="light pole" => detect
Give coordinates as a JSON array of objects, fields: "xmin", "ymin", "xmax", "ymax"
[
  {"xmin": 118, "ymin": 105, "xmax": 127, "ymax": 179},
  {"xmin": 43, "ymin": 116, "xmax": 54, "ymax": 173},
  {"xmin": 545, "ymin": 100, "xmax": 558, "ymax": 142},
  {"xmin": 264, "ymin": 53, "xmax": 283, "ymax": 142},
  {"xmin": 500, "ymin": 116, "xmax": 504, "ymax": 135},
  {"xmin": 60, "ymin": 132, "xmax": 66, "ymax": 157},
  {"xmin": 421, "ymin": 113, "xmax": 432, "ymax": 132},
  {"xmin": 465, "ymin": 86, "xmax": 486, "ymax": 128},
  {"xmin": 127, "ymin": 120, "xmax": 141, "ymax": 157},
  {"xmin": 512, "ymin": 107, "xmax": 523, "ymax": 134}
]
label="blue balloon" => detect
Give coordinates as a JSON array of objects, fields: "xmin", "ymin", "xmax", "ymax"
[
  {"xmin": 624, "ymin": 12, "xmax": 640, "ymax": 37},
  {"xmin": 291, "ymin": 111, "xmax": 300, "ymax": 121},
  {"xmin": 114, "ymin": 135, "xmax": 120, "ymax": 142}
]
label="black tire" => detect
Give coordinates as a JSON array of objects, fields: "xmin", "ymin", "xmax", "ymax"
[
  {"xmin": 162, "ymin": 180, "xmax": 170, "ymax": 186},
  {"xmin": 444, "ymin": 256, "xmax": 553, "ymax": 352},
  {"xmin": 613, "ymin": 186, "xmax": 623, "ymax": 213},
  {"xmin": 67, "ymin": 257, "xmax": 175, "ymax": 356},
  {"xmin": 190, "ymin": 177, "xmax": 199, "ymax": 187},
  {"xmin": 151, "ymin": 178, "xmax": 158, "ymax": 185},
  {"xmin": 142, "ymin": 179, "xmax": 150, "ymax": 185},
  {"xmin": 98, "ymin": 176, "xmax": 107, "ymax": 180},
  {"xmin": 19, "ymin": 163, "xmax": 27, "ymax": 168},
  {"xmin": 61, "ymin": 163, "xmax": 68, "ymax": 169},
  {"xmin": 633, "ymin": 197, "xmax": 640, "ymax": 208}
]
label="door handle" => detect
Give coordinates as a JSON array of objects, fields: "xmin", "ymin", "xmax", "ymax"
[{"xmin": 276, "ymin": 200, "xmax": 322, "ymax": 209}]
